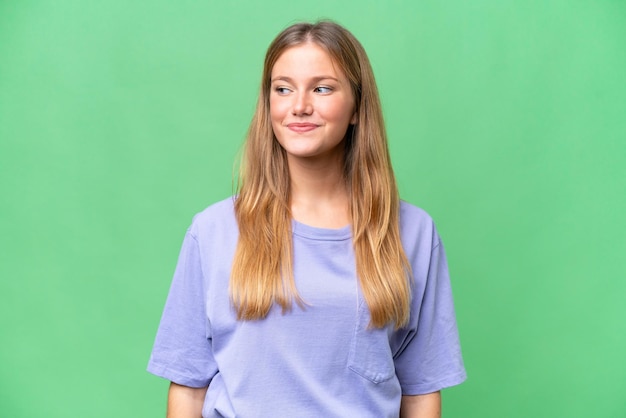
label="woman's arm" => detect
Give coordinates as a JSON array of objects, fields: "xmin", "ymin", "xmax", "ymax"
[
  {"xmin": 400, "ymin": 391, "xmax": 441, "ymax": 418},
  {"xmin": 166, "ymin": 382, "xmax": 207, "ymax": 418}
]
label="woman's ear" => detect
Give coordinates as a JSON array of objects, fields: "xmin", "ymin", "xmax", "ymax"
[{"xmin": 351, "ymin": 111, "xmax": 357, "ymax": 125}]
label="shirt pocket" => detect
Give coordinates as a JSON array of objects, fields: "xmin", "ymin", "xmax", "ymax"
[{"xmin": 347, "ymin": 297, "xmax": 396, "ymax": 384}]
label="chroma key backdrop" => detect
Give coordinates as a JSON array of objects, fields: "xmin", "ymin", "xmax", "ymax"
[{"xmin": 1, "ymin": 1, "xmax": 625, "ymax": 417}]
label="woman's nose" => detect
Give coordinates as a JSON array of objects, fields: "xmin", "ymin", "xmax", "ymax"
[{"xmin": 292, "ymin": 92, "xmax": 313, "ymax": 116}]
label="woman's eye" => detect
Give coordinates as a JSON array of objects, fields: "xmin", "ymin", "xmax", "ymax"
[
  {"xmin": 314, "ymin": 86, "xmax": 333, "ymax": 94},
  {"xmin": 274, "ymin": 87, "xmax": 291, "ymax": 95}
]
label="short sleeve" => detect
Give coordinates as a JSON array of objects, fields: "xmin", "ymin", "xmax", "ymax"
[
  {"xmin": 147, "ymin": 230, "xmax": 217, "ymax": 388},
  {"xmin": 393, "ymin": 237, "xmax": 467, "ymax": 395}
]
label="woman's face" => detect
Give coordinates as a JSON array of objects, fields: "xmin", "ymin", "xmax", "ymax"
[{"xmin": 269, "ymin": 42, "xmax": 356, "ymax": 165}]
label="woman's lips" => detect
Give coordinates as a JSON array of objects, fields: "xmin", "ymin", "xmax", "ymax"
[{"xmin": 287, "ymin": 123, "xmax": 318, "ymax": 133}]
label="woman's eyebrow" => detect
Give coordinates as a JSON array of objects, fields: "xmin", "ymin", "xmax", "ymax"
[{"xmin": 270, "ymin": 75, "xmax": 339, "ymax": 83}]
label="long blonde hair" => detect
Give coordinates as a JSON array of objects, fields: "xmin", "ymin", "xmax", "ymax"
[{"xmin": 231, "ymin": 21, "xmax": 411, "ymax": 328}]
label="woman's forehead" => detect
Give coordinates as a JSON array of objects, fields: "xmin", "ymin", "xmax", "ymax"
[{"xmin": 271, "ymin": 42, "xmax": 345, "ymax": 80}]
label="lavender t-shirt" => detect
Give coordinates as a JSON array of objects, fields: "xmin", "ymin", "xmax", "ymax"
[{"xmin": 147, "ymin": 197, "xmax": 466, "ymax": 417}]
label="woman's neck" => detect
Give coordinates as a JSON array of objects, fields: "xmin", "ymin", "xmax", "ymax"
[{"xmin": 287, "ymin": 157, "xmax": 350, "ymax": 229}]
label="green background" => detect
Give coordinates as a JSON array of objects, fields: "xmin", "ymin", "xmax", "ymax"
[{"xmin": 1, "ymin": 0, "xmax": 625, "ymax": 416}]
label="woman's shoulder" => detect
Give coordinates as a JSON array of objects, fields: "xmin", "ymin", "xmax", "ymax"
[
  {"xmin": 399, "ymin": 200, "xmax": 435, "ymax": 228},
  {"xmin": 196, "ymin": 196, "xmax": 236, "ymax": 216},
  {"xmin": 398, "ymin": 200, "xmax": 440, "ymax": 247},
  {"xmin": 187, "ymin": 196, "xmax": 238, "ymax": 237}
]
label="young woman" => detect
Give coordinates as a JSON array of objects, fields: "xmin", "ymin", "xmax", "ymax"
[{"xmin": 148, "ymin": 21, "xmax": 466, "ymax": 417}]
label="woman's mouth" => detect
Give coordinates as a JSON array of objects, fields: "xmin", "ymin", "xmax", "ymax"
[{"xmin": 287, "ymin": 123, "xmax": 318, "ymax": 133}]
